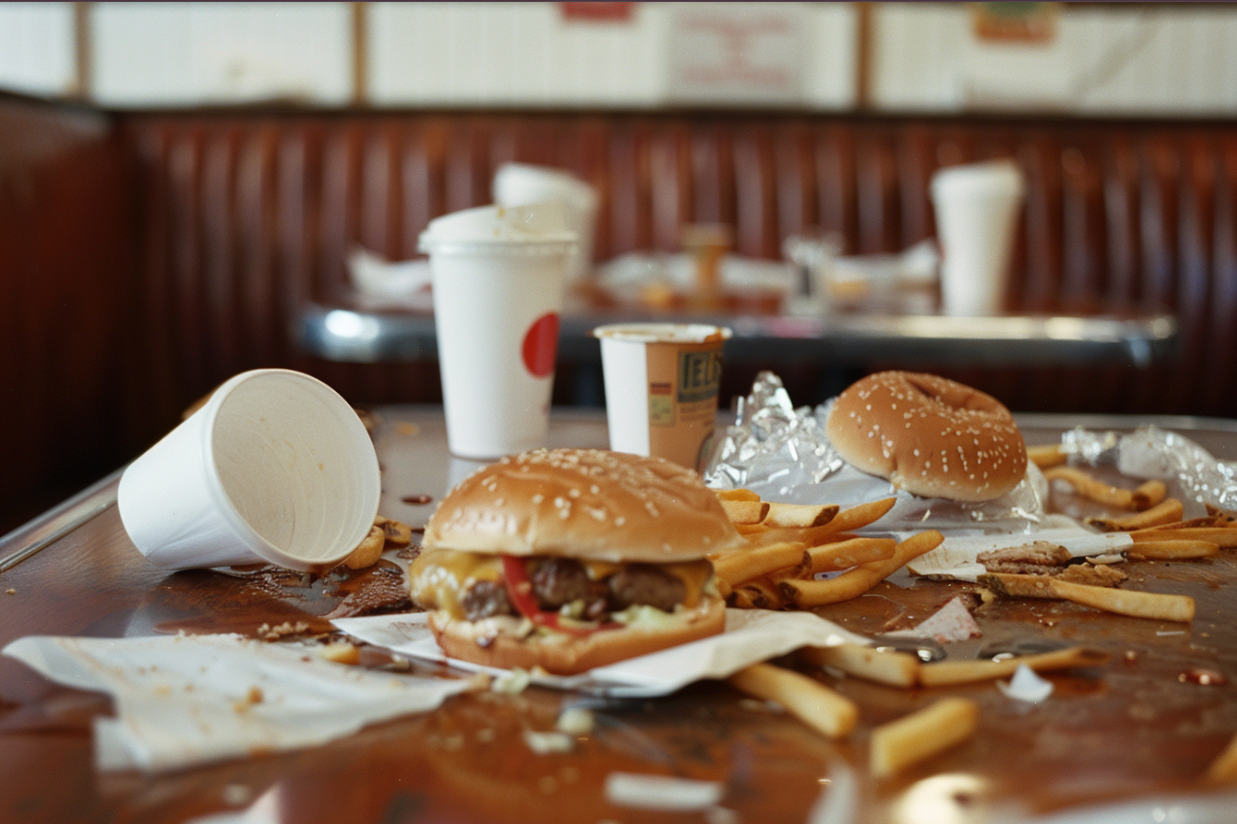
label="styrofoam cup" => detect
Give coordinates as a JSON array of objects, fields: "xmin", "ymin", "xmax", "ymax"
[
  {"xmin": 931, "ymin": 160, "xmax": 1025, "ymax": 316},
  {"xmin": 420, "ymin": 204, "xmax": 576, "ymax": 459},
  {"xmin": 594, "ymin": 324, "xmax": 732, "ymax": 471},
  {"xmin": 118, "ymin": 369, "xmax": 381, "ymax": 572},
  {"xmin": 494, "ymin": 163, "xmax": 598, "ymax": 280}
]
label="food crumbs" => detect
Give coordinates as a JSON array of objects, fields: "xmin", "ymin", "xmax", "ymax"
[{"xmin": 4, "ymin": 588, "xmax": 14, "ymax": 595}]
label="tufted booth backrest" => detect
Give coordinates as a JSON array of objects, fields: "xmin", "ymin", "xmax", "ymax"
[{"xmin": 119, "ymin": 110, "xmax": 1237, "ymax": 430}]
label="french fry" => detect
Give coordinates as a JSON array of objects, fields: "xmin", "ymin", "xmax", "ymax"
[
  {"xmin": 1026, "ymin": 443, "xmax": 1068, "ymax": 469},
  {"xmin": 917, "ymin": 646, "xmax": 1108, "ymax": 688},
  {"xmin": 825, "ymin": 497, "xmax": 898, "ymax": 534},
  {"xmin": 720, "ymin": 499, "xmax": 770, "ymax": 525},
  {"xmin": 869, "ymin": 698, "xmax": 979, "ymax": 778},
  {"xmin": 762, "ymin": 502, "xmax": 839, "ymax": 529},
  {"xmin": 713, "ymin": 541, "xmax": 810, "ymax": 588},
  {"xmin": 979, "ymin": 572, "xmax": 1195, "ymax": 622},
  {"xmin": 780, "ymin": 531, "xmax": 944, "ymax": 608},
  {"xmin": 799, "ymin": 643, "xmax": 920, "ymax": 688},
  {"xmin": 1132, "ymin": 480, "xmax": 1168, "ymax": 510},
  {"xmin": 715, "ymin": 488, "xmax": 761, "ymax": 502},
  {"xmin": 1204, "ymin": 730, "xmax": 1237, "ymax": 785},
  {"xmin": 376, "ymin": 516, "xmax": 413, "ymax": 547},
  {"xmin": 1086, "ymin": 498, "xmax": 1185, "ymax": 531},
  {"xmin": 1131, "ymin": 527, "xmax": 1237, "ymax": 548},
  {"xmin": 1044, "ymin": 466, "xmax": 1144, "ymax": 510},
  {"xmin": 1126, "ymin": 540, "xmax": 1220, "ymax": 560},
  {"xmin": 731, "ymin": 578, "xmax": 787, "ymax": 610},
  {"xmin": 728, "ymin": 663, "xmax": 858, "ymax": 738},
  {"xmin": 343, "ymin": 524, "xmax": 386, "ymax": 570},
  {"xmin": 803, "ymin": 537, "xmax": 897, "ymax": 573}
]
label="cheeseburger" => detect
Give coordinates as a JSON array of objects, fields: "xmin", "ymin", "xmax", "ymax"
[
  {"xmin": 825, "ymin": 371, "xmax": 1028, "ymax": 502},
  {"xmin": 409, "ymin": 448, "xmax": 742, "ymax": 675}
]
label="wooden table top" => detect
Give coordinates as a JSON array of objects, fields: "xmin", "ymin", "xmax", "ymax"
[{"xmin": 3, "ymin": 407, "xmax": 1237, "ymax": 824}]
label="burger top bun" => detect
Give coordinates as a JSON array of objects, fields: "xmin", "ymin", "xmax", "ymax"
[
  {"xmin": 424, "ymin": 448, "xmax": 744, "ymax": 562},
  {"xmin": 825, "ymin": 371, "xmax": 1027, "ymax": 502}
]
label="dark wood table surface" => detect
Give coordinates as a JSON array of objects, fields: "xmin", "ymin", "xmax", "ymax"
[{"xmin": 3, "ymin": 407, "xmax": 1237, "ymax": 824}]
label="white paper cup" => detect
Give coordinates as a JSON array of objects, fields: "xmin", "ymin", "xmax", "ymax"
[
  {"xmin": 931, "ymin": 160, "xmax": 1025, "ymax": 316},
  {"xmin": 420, "ymin": 204, "xmax": 576, "ymax": 460},
  {"xmin": 118, "ymin": 369, "xmax": 380, "ymax": 572},
  {"xmin": 594, "ymin": 324, "xmax": 732, "ymax": 471},
  {"xmin": 494, "ymin": 163, "xmax": 598, "ymax": 280}
]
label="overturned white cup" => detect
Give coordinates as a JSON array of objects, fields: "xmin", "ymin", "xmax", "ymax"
[{"xmin": 118, "ymin": 369, "xmax": 381, "ymax": 571}]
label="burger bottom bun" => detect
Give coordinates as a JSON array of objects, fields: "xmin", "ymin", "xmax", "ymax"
[{"xmin": 428, "ymin": 598, "xmax": 726, "ymax": 676}]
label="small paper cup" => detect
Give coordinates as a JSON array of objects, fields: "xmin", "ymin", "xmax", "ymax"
[
  {"xmin": 118, "ymin": 369, "xmax": 381, "ymax": 571},
  {"xmin": 594, "ymin": 324, "xmax": 732, "ymax": 471}
]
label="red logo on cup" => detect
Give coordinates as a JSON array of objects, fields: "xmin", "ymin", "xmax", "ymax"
[{"xmin": 522, "ymin": 312, "xmax": 559, "ymax": 378}]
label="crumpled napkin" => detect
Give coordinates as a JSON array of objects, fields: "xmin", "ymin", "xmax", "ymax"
[
  {"xmin": 3, "ymin": 633, "xmax": 472, "ymax": 773},
  {"xmin": 333, "ymin": 608, "xmax": 867, "ymax": 698}
]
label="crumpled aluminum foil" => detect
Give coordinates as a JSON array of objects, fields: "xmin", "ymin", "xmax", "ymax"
[
  {"xmin": 705, "ymin": 372, "xmax": 1048, "ymax": 532},
  {"xmin": 1063, "ymin": 425, "xmax": 1237, "ymax": 512},
  {"xmin": 705, "ymin": 372, "xmax": 843, "ymax": 493}
]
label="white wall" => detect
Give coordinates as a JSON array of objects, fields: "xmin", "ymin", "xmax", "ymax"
[{"xmin": 0, "ymin": 2, "xmax": 1235, "ymax": 117}]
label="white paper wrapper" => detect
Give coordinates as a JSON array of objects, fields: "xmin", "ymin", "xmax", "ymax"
[
  {"xmin": 333, "ymin": 609, "xmax": 866, "ymax": 698},
  {"xmin": 2, "ymin": 634, "xmax": 472, "ymax": 773},
  {"xmin": 908, "ymin": 526, "xmax": 1134, "ymax": 583}
]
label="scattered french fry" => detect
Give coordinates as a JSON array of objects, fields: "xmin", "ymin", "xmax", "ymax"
[
  {"xmin": 979, "ymin": 572, "xmax": 1195, "ymax": 622},
  {"xmin": 762, "ymin": 502, "xmax": 839, "ymax": 529},
  {"xmin": 715, "ymin": 488, "xmax": 762, "ymax": 502},
  {"xmin": 343, "ymin": 524, "xmax": 386, "ymax": 569},
  {"xmin": 803, "ymin": 537, "xmax": 897, "ymax": 573},
  {"xmin": 728, "ymin": 663, "xmax": 858, "ymax": 738},
  {"xmin": 1131, "ymin": 527, "xmax": 1237, "ymax": 548},
  {"xmin": 917, "ymin": 646, "xmax": 1108, "ymax": 688},
  {"xmin": 731, "ymin": 578, "xmax": 787, "ymax": 610},
  {"xmin": 1126, "ymin": 540, "xmax": 1220, "ymax": 561},
  {"xmin": 1204, "ymin": 730, "xmax": 1237, "ymax": 785},
  {"xmin": 780, "ymin": 531, "xmax": 944, "ymax": 608},
  {"xmin": 712, "ymin": 541, "xmax": 809, "ymax": 588},
  {"xmin": 824, "ymin": 497, "xmax": 898, "ymax": 535},
  {"xmin": 376, "ymin": 516, "xmax": 413, "ymax": 547},
  {"xmin": 720, "ymin": 499, "xmax": 770, "ymax": 525},
  {"xmin": 1026, "ymin": 443, "xmax": 1068, "ymax": 469},
  {"xmin": 869, "ymin": 698, "xmax": 979, "ymax": 778},
  {"xmin": 1132, "ymin": 480, "xmax": 1168, "ymax": 510},
  {"xmin": 1044, "ymin": 466, "xmax": 1143, "ymax": 510},
  {"xmin": 799, "ymin": 643, "xmax": 920, "ymax": 688},
  {"xmin": 1086, "ymin": 498, "xmax": 1185, "ymax": 531}
]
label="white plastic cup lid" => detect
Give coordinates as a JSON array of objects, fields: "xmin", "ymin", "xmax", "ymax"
[{"xmin": 418, "ymin": 202, "xmax": 578, "ymax": 255}]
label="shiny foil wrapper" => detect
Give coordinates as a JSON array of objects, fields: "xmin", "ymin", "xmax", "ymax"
[
  {"xmin": 705, "ymin": 372, "xmax": 1047, "ymax": 532},
  {"xmin": 1066, "ymin": 425, "xmax": 1237, "ymax": 512}
]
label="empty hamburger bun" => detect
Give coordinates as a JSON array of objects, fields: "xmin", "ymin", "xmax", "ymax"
[
  {"xmin": 825, "ymin": 371, "xmax": 1027, "ymax": 502},
  {"xmin": 424, "ymin": 447, "xmax": 744, "ymax": 561}
]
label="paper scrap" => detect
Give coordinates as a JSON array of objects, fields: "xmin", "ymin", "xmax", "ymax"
[
  {"xmin": 3, "ymin": 633, "xmax": 472, "ymax": 773},
  {"xmin": 884, "ymin": 597, "xmax": 981, "ymax": 644},
  {"xmin": 997, "ymin": 664, "xmax": 1054, "ymax": 703}
]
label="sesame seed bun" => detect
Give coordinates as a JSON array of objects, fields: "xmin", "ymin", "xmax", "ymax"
[
  {"xmin": 825, "ymin": 371, "xmax": 1027, "ymax": 502},
  {"xmin": 423, "ymin": 448, "xmax": 745, "ymax": 562}
]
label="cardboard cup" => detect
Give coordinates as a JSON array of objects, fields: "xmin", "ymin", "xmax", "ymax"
[
  {"xmin": 118, "ymin": 369, "xmax": 380, "ymax": 572},
  {"xmin": 931, "ymin": 160, "xmax": 1025, "ymax": 316},
  {"xmin": 593, "ymin": 324, "xmax": 732, "ymax": 471},
  {"xmin": 420, "ymin": 205, "xmax": 576, "ymax": 460},
  {"xmin": 494, "ymin": 163, "xmax": 598, "ymax": 280}
]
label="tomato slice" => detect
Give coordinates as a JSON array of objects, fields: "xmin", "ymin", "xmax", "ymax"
[{"xmin": 500, "ymin": 555, "xmax": 618, "ymax": 637}]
